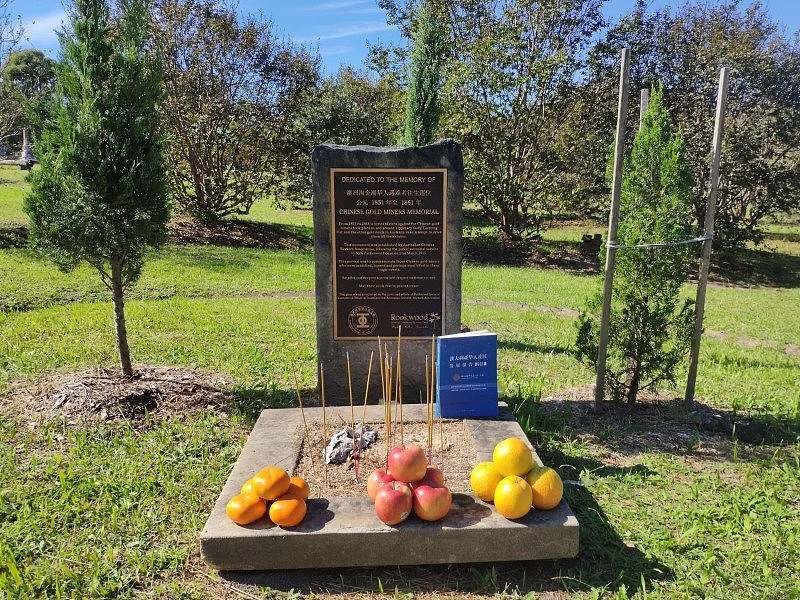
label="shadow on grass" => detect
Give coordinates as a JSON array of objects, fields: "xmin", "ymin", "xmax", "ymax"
[
  {"xmin": 499, "ymin": 339, "xmax": 573, "ymax": 356},
  {"xmin": 227, "ymin": 383, "xmax": 315, "ymax": 425},
  {"xmin": 168, "ymin": 219, "xmax": 313, "ymax": 251},
  {"xmin": 710, "ymin": 247, "xmax": 800, "ymax": 288},
  {"xmin": 0, "ymin": 225, "xmax": 28, "ymax": 249}
]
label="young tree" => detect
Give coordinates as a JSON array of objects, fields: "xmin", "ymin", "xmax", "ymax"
[
  {"xmin": 400, "ymin": 0, "xmax": 445, "ymax": 146},
  {"xmin": 151, "ymin": 0, "xmax": 319, "ymax": 222},
  {"xmin": 576, "ymin": 88, "xmax": 695, "ymax": 403},
  {"xmin": 24, "ymin": 0, "xmax": 168, "ymax": 377}
]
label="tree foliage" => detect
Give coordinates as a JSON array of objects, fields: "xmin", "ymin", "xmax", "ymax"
[
  {"xmin": 576, "ymin": 88, "xmax": 695, "ymax": 403},
  {"xmin": 589, "ymin": 1, "xmax": 800, "ymax": 250},
  {"xmin": 151, "ymin": 0, "xmax": 319, "ymax": 222},
  {"xmin": 378, "ymin": 0, "xmax": 606, "ymax": 240},
  {"xmin": 0, "ymin": 0, "xmax": 23, "ymax": 149},
  {"xmin": 1, "ymin": 49, "xmax": 56, "ymax": 151},
  {"xmin": 313, "ymin": 68, "xmax": 403, "ymax": 148},
  {"xmin": 0, "ymin": 0, "xmax": 21, "ymax": 60},
  {"xmin": 400, "ymin": 0, "xmax": 445, "ymax": 146},
  {"xmin": 24, "ymin": 0, "xmax": 168, "ymax": 376}
]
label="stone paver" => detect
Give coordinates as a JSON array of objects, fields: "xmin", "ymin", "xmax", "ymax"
[{"xmin": 200, "ymin": 404, "xmax": 579, "ymax": 570}]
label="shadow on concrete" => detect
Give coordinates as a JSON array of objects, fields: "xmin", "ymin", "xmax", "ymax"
[{"xmin": 216, "ymin": 480, "xmax": 671, "ymax": 596}]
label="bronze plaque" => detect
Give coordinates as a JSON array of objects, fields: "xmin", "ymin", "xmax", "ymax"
[{"xmin": 331, "ymin": 168, "xmax": 447, "ymax": 339}]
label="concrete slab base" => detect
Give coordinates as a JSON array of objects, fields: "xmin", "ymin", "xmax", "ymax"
[{"xmin": 201, "ymin": 405, "xmax": 579, "ymax": 570}]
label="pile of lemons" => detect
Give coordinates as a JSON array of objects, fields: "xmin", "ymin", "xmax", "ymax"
[{"xmin": 469, "ymin": 437, "xmax": 563, "ymax": 519}]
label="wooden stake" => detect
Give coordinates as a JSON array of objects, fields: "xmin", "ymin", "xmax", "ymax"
[
  {"xmin": 595, "ymin": 47, "xmax": 631, "ymax": 408},
  {"xmin": 292, "ymin": 366, "xmax": 315, "ymax": 474},
  {"xmin": 686, "ymin": 67, "xmax": 730, "ymax": 404}
]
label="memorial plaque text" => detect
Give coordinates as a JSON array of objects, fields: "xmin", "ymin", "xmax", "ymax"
[{"xmin": 331, "ymin": 168, "xmax": 446, "ymax": 339}]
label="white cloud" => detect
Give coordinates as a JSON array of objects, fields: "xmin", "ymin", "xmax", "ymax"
[
  {"xmin": 21, "ymin": 10, "xmax": 66, "ymax": 50},
  {"xmin": 305, "ymin": 1, "xmax": 372, "ymax": 11},
  {"xmin": 297, "ymin": 22, "xmax": 391, "ymax": 42}
]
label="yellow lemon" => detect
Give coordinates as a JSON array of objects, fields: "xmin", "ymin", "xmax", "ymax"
[
  {"xmin": 492, "ymin": 437, "xmax": 534, "ymax": 477},
  {"xmin": 524, "ymin": 466, "xmax": 563, "ymax": 510},
  {"xmin": 470, "ymin": 461, "xmax": 504, "ymax": 502},
  {"xmin": 494, "ymin": 475, "xmax": 532, "ymax": 519}
]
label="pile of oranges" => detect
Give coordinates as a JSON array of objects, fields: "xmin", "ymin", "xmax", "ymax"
[
  {"xmin": 225, "ymin": 466, "xmax": 310, "ymax": 528},
  {"xmin": 470, "ymin": 437, "xmax": 563, "ymax": 520}
]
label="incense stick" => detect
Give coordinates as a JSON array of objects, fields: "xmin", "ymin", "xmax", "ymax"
[
  {"xmin": 320, "ymin": 363, "xmax": 328, "ymax": 488},
  {"xmin": 292, "ymin": 366, "xmax": 315, "ymax": 474},
  {"xmin": 347, "ymin": 352, "xmax": 359, "ymax": 481},
  {"xmin": 425, "ymin": 354, "xmax": 432, "ymax": 464},
  {"xmin": 358, "ymin": 351, "xmax": 374, "ymax": 470}
]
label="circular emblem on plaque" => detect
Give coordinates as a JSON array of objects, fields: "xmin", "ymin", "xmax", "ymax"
[{"xmin": 348, "ymin": 306, "xmax": 378, "ymax": 336}]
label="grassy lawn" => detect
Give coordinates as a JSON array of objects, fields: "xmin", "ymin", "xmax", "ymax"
[{"xmin": 1, "ymin": 170, "xmax": 799, "ymax": 598}]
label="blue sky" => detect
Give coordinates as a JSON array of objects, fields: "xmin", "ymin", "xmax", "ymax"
[{"xmin": 11, "ymin": 0, "xmax": 800, "ymax": 74}]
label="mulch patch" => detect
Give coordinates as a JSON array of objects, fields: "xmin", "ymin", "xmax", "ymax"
[{"xmin": 0, "ymin": 365, "xmax": 233, "ymax": 426}]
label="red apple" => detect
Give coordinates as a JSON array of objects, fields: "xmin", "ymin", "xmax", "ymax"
[
  {"xmin": 366, "ymin": 468, "xmax": 394, "ymax": 502},
  {"xmin": 374, "ymin": 481, "xmax": 413, "ymax": 525},
  {"xmin": 387, "ymin": 444, "xmax": 428, "ymax": 483},
  {"xmin": 411, "ymin": 465, "xmax": 445, "ymax": 489},
  {"xmin": 412, "ymin": 483, "xmax": 452, "ymax": 521}
]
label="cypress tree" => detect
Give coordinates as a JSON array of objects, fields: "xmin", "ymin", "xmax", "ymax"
[
  {"xmin": 24, "ymin": 0, "xmax": 168, "ymax": 377},
  {"xmin": 576, "ymin": 87, "xmax": 695, "ymax": 402},
  {"xmin": 401, "ymin": 0, "xmax": 445, "ymax": 146}
]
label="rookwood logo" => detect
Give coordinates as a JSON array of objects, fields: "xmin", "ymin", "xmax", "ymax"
[
  {"xmin": 390, "ymin": 312, "xmax": 441, "ymax": 326},
  {"xmin": 348, "ymin": 306, "xmax": 378, "ymax": 335}
]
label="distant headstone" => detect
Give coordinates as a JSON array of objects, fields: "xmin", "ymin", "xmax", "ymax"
[{"xmin": 312, "ymin": 141, "xmax": 464, "ymax": 404}]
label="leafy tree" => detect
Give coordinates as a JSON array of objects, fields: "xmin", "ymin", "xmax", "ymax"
[
  {"xmin": 400, "ymin": 0, "xmax": 445, "ymax": 146},
  {"xmin": 0, "ymin": 0, "xmax": 23, "ymax": 149},
  {"xmin": 576, "ymin": 88, "xmax": 695, "ymax": 403},
  {"xmin": 2, "ymin": 49, "xmax": 56, "ymax": 98},
  {"xmin": 589, "ymin": 1, "xmax": 800, "ymax": 249},
  {"xmin": 281, "ymin": 67, "xmax": 403, "ymax": 208},
  {"xmin": 151, "ymin": 0, "xmax": 319, "ymax": 222},
  {"xmin": 1, "ymin": 49, "xmax": 56, "ymax": 151},
  {"xmin": 378, "ymin": 0, "xmax": 606, "ymax": 240},
  {"xmin": 24, "ymin": 0, "xmax": 168, "ymax": 377},
  {"xmin": 314, "ymin": 68, "xmax": 403, "ymax": 148}
]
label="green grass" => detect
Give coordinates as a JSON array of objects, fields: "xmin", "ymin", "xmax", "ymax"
[
  {"xmin": 0, "ymin": 167, "xmax": 28, "ymax": 225},
  {"xmin": 0, "ymin": 245, "xmax": 313, "ymax": 312},
  {"xmin": 1, "ymin": 176, "xmax": 799, "ymax": 598}
]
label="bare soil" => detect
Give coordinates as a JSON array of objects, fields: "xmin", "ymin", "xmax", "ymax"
[{"xmin": 295, "ymin": 420, "xmax": 476, "ymax": 496}]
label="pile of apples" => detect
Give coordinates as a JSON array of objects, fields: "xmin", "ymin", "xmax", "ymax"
[{"xmin": 366, "ymin": 443, "xmax": 452, "ymax": 525}]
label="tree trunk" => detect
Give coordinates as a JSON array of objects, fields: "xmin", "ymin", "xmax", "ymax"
[{"xmin": 111, "ymin": 259, "xmax": 134, "ymax": 377}]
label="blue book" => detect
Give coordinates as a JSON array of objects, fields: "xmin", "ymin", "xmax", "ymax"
[{"xmin": 435, "ymin": 331, "xmax": 499, "ymax": 418}]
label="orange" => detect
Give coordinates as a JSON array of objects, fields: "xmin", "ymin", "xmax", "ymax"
[
  {"xmin": 240, "ymin": 478, "xmax": 257, "ymax": 496},
  {"xmin": 524, "ymin": 466, "xmax": 563, "ymax": 510},
  {"xmin": 225, "ymin": 493, "xmax": 267, "ymax": 525},
  {"xmin": 469, "ymin": 461, "xmax": 504, "ymax": 502},
  {"xmin": 269, "ymin": 497, "xmax": 307, "ymax": 527},
  {"xmin": 492, "ymin": 437, "xmax": 534, "ymax": 477},
  {"xmin": 251, "ymin": 466, "xmax": 291, "ymax": 500},
  {"xmin": 493, "ymin": 475, "xmax": 533, "ymax": 519},
  {"xmin": 282, "ymin": 476, "xmax": 310, "ymax": 500}
]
